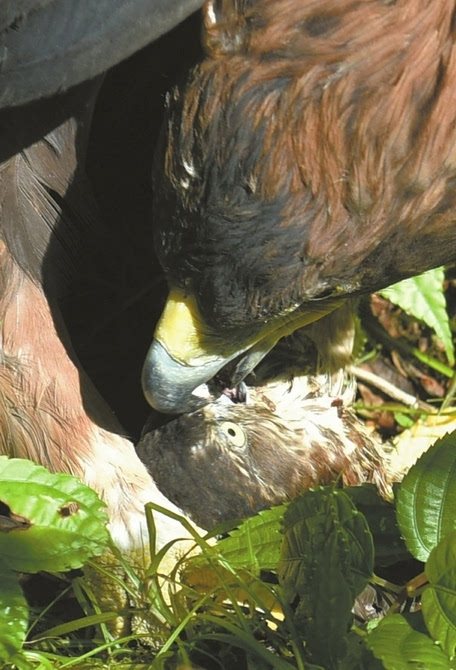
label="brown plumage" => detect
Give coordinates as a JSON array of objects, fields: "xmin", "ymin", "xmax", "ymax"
[
  {"xmin": 161, "ymin": 0, "xmax": 456, "ymax": 300},
  {"xmin": 144, "ymin": 0, "xmax": 456, "ymax": 414},
  {"xmin": 138, "ymin": 328, "xmax": 398, "ymax": 530},
  {"xmin": 0, "ymin": 59, "xmax": 201, "ymax": 570}
]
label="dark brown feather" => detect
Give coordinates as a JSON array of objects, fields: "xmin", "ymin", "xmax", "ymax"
[{"xmin": 154, "ymin": 0, "xmax": 456, "ymax": 329}]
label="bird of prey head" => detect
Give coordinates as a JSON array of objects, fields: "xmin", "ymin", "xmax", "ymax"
[{"xmin": 143, "ymin": 0, "xmax": 456, "ymax": 414}]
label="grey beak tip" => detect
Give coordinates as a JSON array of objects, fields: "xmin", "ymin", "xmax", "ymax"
[{"xmin": 141, "ymin": 339, "xmax": 219, "ymax": 414}]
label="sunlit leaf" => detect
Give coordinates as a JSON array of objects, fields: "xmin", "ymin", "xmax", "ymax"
[
  {"xmin": 380, "ymin": 267, "xmax": 454, "ymax": 365},
  {"xmin": 393, "ymin": 414, "xmax": 456, "ymax": 477},
  {"xmin": 190, "ymin": 504, "xmax": 286, "ymax": 573},
  {"xmin": 0, "ymin": 456, "xmax": 109, "ymax": 572},
  {"xmin": 366, "ymin": 614, "xmax": 453, "ymax": 669},
  {"xmin": 181, "ymin": 505, "xmax": 286, "ymax": 612},
  {"xmin": 396, "ymin": 431, "xmax": 456, "ymax": 561},
  {"xmin": 422, "ymin": 530, "xmax": 456, "ymax": 658}
]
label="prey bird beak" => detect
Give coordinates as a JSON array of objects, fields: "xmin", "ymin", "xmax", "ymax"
[{"xmin": 142, "ymin": 290, "xmax": 341, "ymax": 414}]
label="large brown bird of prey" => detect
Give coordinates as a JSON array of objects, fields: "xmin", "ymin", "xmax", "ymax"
[{"xmin": 143, "ymin": 0, "xmax": 456, "ymax": 415}]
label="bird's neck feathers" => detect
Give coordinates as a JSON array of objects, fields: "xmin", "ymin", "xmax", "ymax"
[{"xmin": 252, "ymin": 368, "xmax": 397, "ymax": 497}]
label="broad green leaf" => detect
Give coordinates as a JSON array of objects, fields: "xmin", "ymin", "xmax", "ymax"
[
  {"xmin": 278, "ymin": 488, "xmax": 374, "ymax": 598},
  {"xmin": 295, "ymin": 572, "xmax": 353, "ymax": 670},
  {"xmin": 380, "ymin": 267, "xmax": 454, "ymax": 365},
  {"xmin": 0, "ymin": 456, "xmax": 109, "ymax": 572},
  {"xmin": 190, "ymin": 504, "xmax": 286, "ymax": 573},
  {"xmin": 344, "ymin": 485, "xmax": 409, "ymax": 566},
  {"xmin": 293, "ymin": 549, "xmax": 353, "ymax": 668},
  {"xmin": 396, "ymin": 431, "xmax": 456, "ymax": 561},
  {"xmin": 366, "ymin": 614, "xmax": 453, "ymax": 669},
  {"xmin": 0, "ymin": 564, "xmax": 28, "ymax": 664},
  {"xmin": 422, "ymin": 530, "xmax": 456, "ymax": 658},
  {"xmin": 278, "ymin": 488, "xmax": 374, "ymax": 669}
]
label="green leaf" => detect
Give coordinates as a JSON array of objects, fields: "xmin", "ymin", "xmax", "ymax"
[
  {"xmin": 0, "ymin": 456, "xmax": 109, "ymax": 572},
  {"xmin": 422, "ymin": 530, "xmax": 456, "ymax": 658},
  {"xmin": 0, "ymin": 564, "xmax": 28, "ymax": 663},
  {"xmin": 191, "ymin": 504, "xmax": 286, "ymax": 573},
  {"xmin": 380, "ymin": 267, "xmax": 454, "ymax": 366},
  {"xmin": 278, "ymin": 488, "xmax": 374, "ymax": 668},
  {"xmin": 366, "ymin": 614, "xmax": 454, "ymax": 669},
  {"xmin": 278, "ymin": 488, "xmax": 374, "ymax": 598},
  {"xmin": 344, "ymin": 485, "xmax": 410, "ymax": 566},
  {"xmin": 293, "ymin": 560, "xmax": 353, "ymax": 668},
  {"xmin": 396, "ymin": 431, "xmax": 456, "ymax": 562}
]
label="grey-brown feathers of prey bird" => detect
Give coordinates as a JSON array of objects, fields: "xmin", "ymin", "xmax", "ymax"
[{"xmin": 137, "ymin": 326, "xmax": 398, "ymax": 530}]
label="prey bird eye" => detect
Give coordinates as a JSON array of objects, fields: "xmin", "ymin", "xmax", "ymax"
[{"xmin": 220, "ymin": 421, "xmax": 247, "ymax": 448}]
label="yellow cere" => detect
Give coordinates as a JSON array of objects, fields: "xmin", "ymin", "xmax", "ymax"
[
  {"xmin": 155, "ymin": 289, "xmax": 342, "ymax": 366},
  {"xmin": 154, "ymin": 290, "xmax": 217, "ymax": 366}
]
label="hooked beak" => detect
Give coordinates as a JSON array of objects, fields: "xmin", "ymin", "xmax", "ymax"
[{"xmin": 142, "ymin": 290, "xmax": 341, "ymax": 414}]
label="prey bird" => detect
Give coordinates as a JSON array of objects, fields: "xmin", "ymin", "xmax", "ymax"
[{"xmin": 138, "ymin": 321, "xmax": 399, "ymax": 530}]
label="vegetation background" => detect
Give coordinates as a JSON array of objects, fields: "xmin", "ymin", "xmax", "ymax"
[{"xmin": 2, "ymin": 267, "xmax": 456, "ymax": 669}]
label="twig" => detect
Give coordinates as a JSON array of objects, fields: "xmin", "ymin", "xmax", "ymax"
[{"xmin": 348, "ymin": 365, "xmax": 435, "ymax": 412}]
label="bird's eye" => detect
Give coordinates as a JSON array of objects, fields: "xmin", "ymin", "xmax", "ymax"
[{"xmin": 220, "ymin": 421, "xmax": 247, "ymax": 448}]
